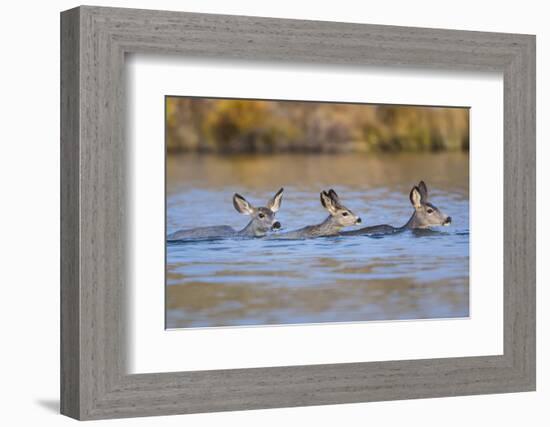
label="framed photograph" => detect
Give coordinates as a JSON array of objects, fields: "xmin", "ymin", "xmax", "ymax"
[{"xmin": 61, "ymin": 6, "xmax": 536, "ymax": 420}]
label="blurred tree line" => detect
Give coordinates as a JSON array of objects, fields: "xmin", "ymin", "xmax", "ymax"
[{"xmin": 166, "ymin": 97, "xmax": 469, "ymax": 154}]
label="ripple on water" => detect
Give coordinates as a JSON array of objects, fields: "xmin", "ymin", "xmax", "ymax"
[{"xmin": 166, "ymin": 167, "xmax": 469, "ymax": 328}]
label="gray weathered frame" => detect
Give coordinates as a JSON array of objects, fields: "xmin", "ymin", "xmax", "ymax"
[{"xmin": 60, "ymin": 5, "xmax": 536, "ymax": 420}]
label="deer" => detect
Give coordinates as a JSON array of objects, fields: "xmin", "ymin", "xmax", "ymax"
[
  {"xmin": 341, "ymin": 181, "xmax": 451, "ymax": 236},
  {"xmin": 271, "ymin": 189, "xmax": 361, "ymax": 239},
  {"xmin": 167, "ymin": 188, "xmax": 283, "ymax": 241}
]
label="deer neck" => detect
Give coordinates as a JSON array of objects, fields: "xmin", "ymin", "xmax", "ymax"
[
  {"xmin": 313, "ymin": 215, "xmax": 342, "ymax": 236},
  {"xmin": 402, "ymin": 211, "xmax": 419, "ymax": 230},
  {"xmin": 237, "ymin": 220, "xmax": 264, "ymax": 237}
]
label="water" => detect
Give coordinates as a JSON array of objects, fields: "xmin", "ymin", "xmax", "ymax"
[{"xmin": 166, "ymin": 153, "xmax": 469, "ymax": 328}]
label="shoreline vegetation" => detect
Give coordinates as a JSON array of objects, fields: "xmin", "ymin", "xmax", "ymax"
[{"xmin": 166, "ymin": 97, "xmax": 469, "ymax": 155}]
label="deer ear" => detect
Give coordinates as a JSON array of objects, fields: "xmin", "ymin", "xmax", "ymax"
[
  {"xmin": 268, "ymin": 188, "xmax": 284, "ymax": 212},
  {"xmin": 233, "ymin": 193, "xmax": 254, "ymax": 215},
  {"xmin": 409, "ymin": 186, "xmax": 422, "ymax": 208},
  {"xmin": 320, "ymin": 191, "xmax": 337, "ymax": 215},
  {"xmin": 328, "ymin": 189, "xmax": 340, "ymax": 203},
  {"xmin": 418, "ymin": 181, "xmax": 428, "ymax": 201},
  {"xmin": 320, "ymin": 191, "xmax": 329, "ymax": 208}
]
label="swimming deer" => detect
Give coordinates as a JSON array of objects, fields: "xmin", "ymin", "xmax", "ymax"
[
  {"xmin": 272, "ymin": 189, "xmax": 361, "ymax": 239},
  {"xmin": 167, "ymin": 188, "xmax": 283, "ymax": 240},
  {"xmin": 342, "ymin": 181, "xmax": 451, "ymax": 236}
]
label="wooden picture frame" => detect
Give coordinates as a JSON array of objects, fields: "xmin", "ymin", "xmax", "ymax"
[{"xmin": 60, "ymin": 5, "xmax": 536, "ymax": 420}]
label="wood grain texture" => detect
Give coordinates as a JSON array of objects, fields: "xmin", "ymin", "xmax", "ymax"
[
  {"xmin": 60, "ymin": 7, "xmax": 80, "ymax": 419},
  {"xmin": 60, "ymin": 6, "xmax": 536, "ymax": 420}
]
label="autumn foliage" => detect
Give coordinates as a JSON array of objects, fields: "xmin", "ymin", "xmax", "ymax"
[{"xmin": 166, "ymin": 97, "xmax": 469, "ymax": 154}]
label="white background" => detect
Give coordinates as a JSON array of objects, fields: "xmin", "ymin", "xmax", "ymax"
[
  {"xmin": 129, "ymin": 58, "xmax": 503, "ymax": 373},
  {"xmin": 0, "ymin": 1, "xmax": 547, "ymax": 426}
]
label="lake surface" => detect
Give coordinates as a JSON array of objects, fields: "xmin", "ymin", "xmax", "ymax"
[{"xmin": 166, "ymin": 153, "xmax": 469, "ymax": 328}]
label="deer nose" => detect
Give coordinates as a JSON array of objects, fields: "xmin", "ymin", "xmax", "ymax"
[
  {"xmin": 356, "ymin": 217, "xmax": 362, "ymax": 224},
  {"xmin": 272, "ymin": 221, "xmax": 281, "ymax": 230},
  {"xmin": 444, "ymin": 216, "xmax": 452, "ymax": 225}
]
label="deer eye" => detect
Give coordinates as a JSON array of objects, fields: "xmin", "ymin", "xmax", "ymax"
[
  {"xmin": 427, "ymin": 208, "xmax": 434, "ymax": 214},
  {"xmin": 258, "ymin": 213, "xmax": 265, "ymax": 219},
  {"xmin": 342, "ymin": 212, "xmax": 349, "ymax": 217}
]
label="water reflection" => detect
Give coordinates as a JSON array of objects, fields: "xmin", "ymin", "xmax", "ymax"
[{"xmin": 166, "ymin": 153, "xmax": 469, "ymax": 328}]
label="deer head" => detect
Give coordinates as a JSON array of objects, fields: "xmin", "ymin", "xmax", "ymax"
[
  {"xmin": 409, "ymin": 181, "xmax": 452, "ymax": 228},
  {"xmin": 233, "ymin": 188, "xmax": 284, "ymax": 236}
]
